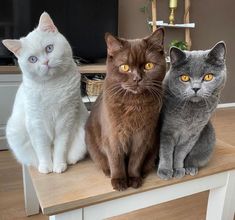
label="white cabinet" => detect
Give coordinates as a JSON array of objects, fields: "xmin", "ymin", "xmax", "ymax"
[{"xmin": 0, "ymin": 74, "xmax": 22, "ymax": 150}]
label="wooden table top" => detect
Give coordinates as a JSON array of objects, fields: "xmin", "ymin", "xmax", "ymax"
[
  {"xmin": 0, "ymin": 64, "xmax": 106, "ymax": 74},
  {"xmin": 29, "ymin": 139, "xmax": 235, "ymax": 216}
]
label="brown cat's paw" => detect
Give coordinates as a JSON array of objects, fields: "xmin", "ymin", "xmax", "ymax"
[
  {"xmin": 128, "ymin": 177, "xmax": 143, "ymax": 188},
  {"xmin": 102, "ymin": 168, "xmax": 111, "ymax": 177},
  {"xmin": 111, "ymin": 178, "xmax": 128, "ymax": 191}
]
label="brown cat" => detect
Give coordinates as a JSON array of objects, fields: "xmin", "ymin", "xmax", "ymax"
[{"xmin": 85, "ymin": 29, "xmax": 166, "ymax": 191}]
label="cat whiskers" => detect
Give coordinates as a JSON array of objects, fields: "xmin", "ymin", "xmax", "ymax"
[
  {"xmin": 168, "ymin": 95, "xmax": 188, "ymax": 114},
  {"xmin": 147, "ymin": 87, "xmax": 163, "ymax": 106},
  {"xmin": 106, "ymin": 84, "xmax": 125, "ymax": 100},
  {"xmin": 203, "ymin": 98, "xmax": 211, "ymax": 112},
  {"xmin": 201, "ymin": 96, "xmax": 217, "ymax": 113}
]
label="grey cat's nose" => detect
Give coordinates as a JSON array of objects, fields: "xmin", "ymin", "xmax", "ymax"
[{"xmin": 192, "ymin": 88, "xmax": 200, "ymax": 93}]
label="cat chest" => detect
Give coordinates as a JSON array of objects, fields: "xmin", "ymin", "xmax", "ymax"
[
  {"xmin": 114, "ymin": 105, "xmax": 159, "ymax": 131},
  {"xmin": 110, "ymin": 112, "xmax": 158, "ymax": 154},
  {"xmin": 167, "ymin": 116, "xmax": 209, "ymax": 146},
  {"xmin": 24, "ymin": 89, "xmax": 79, "ymax": 119}
]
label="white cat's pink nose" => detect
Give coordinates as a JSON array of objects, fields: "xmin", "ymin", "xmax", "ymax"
[{"xmin": 43, "ymin": 60, "xmax": 49, "ymax": 65}]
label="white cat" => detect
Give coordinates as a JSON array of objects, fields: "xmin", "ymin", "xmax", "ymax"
[{"xmin": 3, "ymin": 12, "xmax": 88, "ymax": 173}]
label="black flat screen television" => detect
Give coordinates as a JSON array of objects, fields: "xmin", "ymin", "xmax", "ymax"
[{"xmin": 0, "ymin": 0, "xmax": 118, "ymax": 64}]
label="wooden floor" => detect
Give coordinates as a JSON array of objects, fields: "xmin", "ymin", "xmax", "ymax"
[{"xmin": 0, "ymin": 107, "xmax": 234, "ymax": 220}]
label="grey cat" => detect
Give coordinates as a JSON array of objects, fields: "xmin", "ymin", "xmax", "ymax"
[{"xmin": 157, "ymin": 42, "xmax": 227, "ymax": 180}]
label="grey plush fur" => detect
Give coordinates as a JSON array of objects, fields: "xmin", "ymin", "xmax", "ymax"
[{"xmin": 157, "ymin": 42, "xmax": 227, "ymax": 180}]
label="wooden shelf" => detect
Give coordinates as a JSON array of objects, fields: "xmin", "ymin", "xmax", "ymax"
[
  {"xmin": 82, "ymin": 95, "xmax": 98, "ymax": 103},
  {"xmin": 149, "ymin": 20, "xmax": 195, "ymax": 28},
  {"xmin": 0, "ymin": 64, "xmax": 106, "ymax": 75},
  {"xmin": 0, "ymin": 66, "xmax": 21, "ymax": 74},
  {"xmin": 78, "ymin": 64, "xmax": 106, "ymax": 74}
]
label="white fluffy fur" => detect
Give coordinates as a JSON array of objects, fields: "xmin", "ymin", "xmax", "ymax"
[{"xmin": 3, "ymin": 12, "xmax": 88, "ymax": 173}]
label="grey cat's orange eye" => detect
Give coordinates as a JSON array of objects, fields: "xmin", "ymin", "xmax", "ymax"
[
  {"xmin": 180, "ymin": 74, "xmax": 190, "ymax": 82},
  {"xmin": 204, "ymin": 73, "xmax": 214, "ymax": 81},
  {"xmin": 119, "ymin": 64, "xmax": 130, "ymax": 72},
  {"xmin": 144, "ymin": 62, "xmax": 154, "ymax": 70}
]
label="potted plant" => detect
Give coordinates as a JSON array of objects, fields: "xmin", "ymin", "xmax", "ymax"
[{"xmin": 169, "ymin": 40, "xmax": 188, "ymax": 50}]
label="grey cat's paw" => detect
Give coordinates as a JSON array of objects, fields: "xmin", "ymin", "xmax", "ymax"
[
  {"xmin": 173, "ymin": 168, "xmax": 185, "ymax": 178},
  {"xmin": 185, "ymin": 167, "xmax": 198, "ymax": 176},
  {"xmin": 157, "ymin": 168, "xmax": 173, "ymax": 180}
]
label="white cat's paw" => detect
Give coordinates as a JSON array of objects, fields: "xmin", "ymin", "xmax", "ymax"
[
  {"xmin": 38, "ymin": 163, "xmax": 53, "ymax": 174},
  {"xmin": 67, "ymin": 154, "xmax": 79, "ymax": 165},
  {"xmin": 53, "ymin": 162, "xmax": 67, "ymax": 173}
]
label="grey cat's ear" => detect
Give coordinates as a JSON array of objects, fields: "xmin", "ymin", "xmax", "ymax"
[
  {"xmin": 38, "ymin": 12, "xmax": 58, "ymax": 33},
  {"xmin": 2, "ymin": 39, "xmax": 21, "ymax": 57},
  {"xmin": 170, "ymin": 46, "xmax": 186, "ymax": 66},
  {"xmin": 146, "ymin": 28, "xmax": 164, "ymax": 46},
  {"xmin": 207, "ymin": 41, "xmax": 226, "ymax": 64},
  {"xmin": 105, "ymin": 33, "xmax": 123, "ymax": 56}
]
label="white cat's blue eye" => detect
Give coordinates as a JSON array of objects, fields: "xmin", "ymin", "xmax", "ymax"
[
  {"xmin": 28, "ymin": 56, "xmax": 38, "ymax": 63},
  {"xmin": 45, "ymin": 44, "xmax": 54, "ymax": 53}
]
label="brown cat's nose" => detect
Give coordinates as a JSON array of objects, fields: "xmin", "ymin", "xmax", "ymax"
[{"xmin": 133, "ymin": 75, "xmax": 142, "ymax": 82}]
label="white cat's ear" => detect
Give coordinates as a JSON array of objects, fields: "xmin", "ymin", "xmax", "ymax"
[
  {"xmin": 207, "ymin": 41, "xmax": 226, "ymax": 64},
  {"xmin": 2, "ymin": 39, "xmax": 22, "ymax": 56},
  {"xmin": 170, "ymin": 46, "xmax": 186, "ymax": 66},
  {"xmin": 146, "ymin": 28, "xmax": 164, "ymax": 46},
  {"xmin": 105, "ymin": 33, "xmax": 123, "ymax": 56},
  {"xmin": 38, "ymin": 12, "xmax": 57, "ymax": 33}
]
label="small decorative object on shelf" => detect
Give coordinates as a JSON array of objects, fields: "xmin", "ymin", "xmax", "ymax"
[
  {"xmin": 149, "ymin": 0, "xmax": 194, "ymax": 50},
  {"xmin": 169, "ymin": 0, "xmax": 177, "ymax": 25}
]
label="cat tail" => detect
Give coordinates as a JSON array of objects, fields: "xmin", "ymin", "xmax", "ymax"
[
  {"xmin": 6, "ymin": 86, "xmax": 38, "ymax": 167},
  {"xmin": 67, "ymin": 103, "xmax": 89, "ymax": 164}
]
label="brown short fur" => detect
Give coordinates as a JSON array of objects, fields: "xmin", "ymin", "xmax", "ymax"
[{"xmin": 85, "ymin": 29, "xmax": 166, "ymax": 191}]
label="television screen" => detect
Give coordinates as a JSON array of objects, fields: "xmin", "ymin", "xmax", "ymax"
[{"xmin": 0, "ymin": 0, "xmax": 118, "ymax": 64}]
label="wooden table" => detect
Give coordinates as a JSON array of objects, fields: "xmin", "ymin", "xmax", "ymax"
[{"xmin": 22, "ymin": 139, "xmax": 235, "ymax": 220}]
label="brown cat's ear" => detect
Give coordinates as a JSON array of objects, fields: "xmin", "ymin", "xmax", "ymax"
[
  {"xmin": 38, "ymin": 12, "xmax": 58, "ymax": 33},
  {"xmin": 105, "ymin": 33, "xmax": 123, "ymax": 56},
  {"xmin": 2, "ymin": 39, "xmax": 22, "ymax": 57},
  {"xmin": 146, "ymin": 28, "xmax": 164, "ymax": 46}
]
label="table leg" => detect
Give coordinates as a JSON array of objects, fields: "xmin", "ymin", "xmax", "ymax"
[
  {"xmin": 50, "ymin": 209, "xmax": 83, "ymax": 220},
  {"xmin": 206, "ymin": 170, "xmax": 235, "ymax": 220},
  {"xmin": 22, "ymin": 165, "xmax": 40, "ymax": 216}
]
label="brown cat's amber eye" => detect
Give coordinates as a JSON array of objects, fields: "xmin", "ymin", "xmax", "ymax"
[
  {"xmin": 144, "ymin": 62, "xmax": 154, "ymax": 70},
  {"xmin": 180, "ymin": 74, "xmax": 190, "ymax": 82},
  {"xmin": 119, "ymin": 64, "xmax": 130, "ymax": 72},
  {"xmin": 204, "ymin": 73, "xmax": 214, "ymax": 81}
]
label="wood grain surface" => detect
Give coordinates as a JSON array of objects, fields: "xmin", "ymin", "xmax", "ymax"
[{"xmin": 29, "ymin": 138, "xmax": 235, "ymax": 215}]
